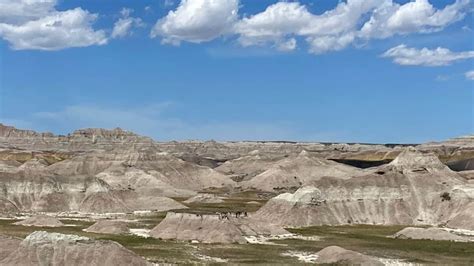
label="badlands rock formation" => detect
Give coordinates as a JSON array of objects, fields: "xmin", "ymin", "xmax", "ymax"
[
  {"xmin": 14, "ymin": 216, "xmax": 64, "ymax": 227},
  {"xmin": 215, "ymin": 150, "xmax": 287, "ymax": 181},
  {"xmin": 0, "ymin": 124, "xmax": 155, "ymax": 152},
  {"xmin": 84, "ymin": 220, "xmax": 130, "ymax": 235},
  {"xmin": 244, "ymin": 150, "xmax": 363, "ymax": 192},
  {"xmin": 0, "ymin": 125, "xmax": 237, "ymax": 214},
  {"xmin": 0, "ymin": 123, "xmax": 473, "ymax": 253},
  {"xmin": 0, "ymin": 235, "xmax": 21, "ymax": 261},
  {"xmin": 420, "ymin": 135, "xmax": 474, "ymax": 162},
  {"xmin": 150, "ymin": 212, "xmax": 289, "ymax": 244},
  {"xmin": 392, "ymin": 227, "xmax": 472, "ymax": 242},
  {"xmin": 0, "ymin": 231, "xmax": 150, "ymax": 266},
  {"xmin": 314, "ymin": 246, "xmax": 383, "ymax": 266},
  {"xmin": 446, "ymin": 202, "xmax": 474, "ymax": 230},
  {"xmin": 253, "ymin": 149, "xmax": 473, "ymax": 228},
  {"xmin": 184, "ymin": 193, "xmax": 225, "ymax": 204},
  {"xmin": 0, "ymin": 166, "xmax": 187, "ymax": 214}
]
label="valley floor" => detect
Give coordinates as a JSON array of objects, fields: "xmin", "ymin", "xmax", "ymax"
[{"xmin": 1, "ymin": 195, "xmax": 473, "ymax": 265}]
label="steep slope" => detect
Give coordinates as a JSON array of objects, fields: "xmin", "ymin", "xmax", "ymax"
[
  {"xmin": 446, "ymin": 202, "xmax": 474, "ymax": 230},
  {"xmin": 95, "ymin": 149, "xmax": 235, "ymax": 192},
  {"xmin": 392, "ymin": 227, "xmax": 473, "ymax": 242},
  {"xmin": 14, "ymin": 216, "xmax": 64, "ymax": 227},
  {"xmin": 0, "ymin": 124, "xmax": 155, "ymax": 152},
  {"xmin": 0, "ymin": 231, "xmax": 150, "ymax": 265},
  {"xmin": 419, "ymin": 135, "xmax": 474, "ymax": 163},
  {"xmin": 215, "ymin": 150, "xmax": 286, "ymax": 181},
  {"xmin": 253, "ymin": 149, "xmax": 473, "ymax": 228},
  {"xmin": 0, "ymin": 235, "xmax": 21, "ymax": 261},
  {"xmin": 0, "ymin": 168, "xmax": 186, "ymax": 214},
  {"xmin": 150, "ymin": 212, "xmax": 289, "ymax": 244},
  {"xmin": 184, "ymin": 193, "xmax": 225, "ymax": 204},
  {"xmin": 244, "ymin": 150, "xmax": 363, "ymax": 192},
  {"xmin": 313, "ymin": 246, "xmax": 383, "ymax": 266},
  {"xmin": 84, "ymin": 220, "xmax": 130, "ymax": 235}
]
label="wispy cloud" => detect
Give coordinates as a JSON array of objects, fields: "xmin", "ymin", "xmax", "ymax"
[
  {"xmin": 465, "ymin": 70, "xmax": 474, "ymax": 80},
  {"xmin": 13, "ymin": 103, "xmax": 301, "ymax": 141},
  {"xmin": 382, "ymin": 44, "xmax": 474, "ymax": 66},
  {"xmin": 164, "ymin": 0, "xmax": 176, "ymax": 8},
  {"xmin": 111, "ymin": 8, "xmax": 145, "ymax": 39}
]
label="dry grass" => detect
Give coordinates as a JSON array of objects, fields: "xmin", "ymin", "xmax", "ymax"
[{"xmin": 2, "ymin": 217, "xmax": 472, "ymax": 265}]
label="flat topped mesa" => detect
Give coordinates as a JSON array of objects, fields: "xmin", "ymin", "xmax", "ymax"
[
  {"xmin": 70, "ymin": 128, "xmax": 140, "ymax": 140},
  {"xmin": 149, "ymin": 212, "xmax": 289, "ymax": 244},
  {"xmin": 0, "ymin": 123, "xmax": 155, "ymax": 151},
  {"xmin": 423, "ymin": 135, "xmax": 474, "ymax": 147},
  {"xmin": 0, "ymin": 124, "xmax": 54, "ymax": 138}
]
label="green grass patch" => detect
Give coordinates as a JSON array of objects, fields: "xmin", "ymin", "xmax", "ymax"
[
  {"xmin": 287, "ymin": 225, "xmax": 474, "ymax": 264},
  {"xmin": 2, "ymin": 219, "xmax": 473, "ymax": 265}
]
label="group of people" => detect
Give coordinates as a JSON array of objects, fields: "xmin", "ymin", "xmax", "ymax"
[
  {"xmin": 217, "ymin": 211, "xmax": 248, "ymax": 220},
  {"xmin": 192, "ymin": 211, "xmax": 249, "ymax": 220}
]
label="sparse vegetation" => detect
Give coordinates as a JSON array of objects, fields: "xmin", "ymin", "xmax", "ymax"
[
  {"xmin": 441, "ymin": 192, "xmax": 451, "ymax": 201},
  {"xmin": 2, "ymin": 217, "xmax": 473, "ymax": 265}
]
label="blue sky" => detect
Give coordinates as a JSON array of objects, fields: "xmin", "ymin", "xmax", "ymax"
[{"xmin": 0, "ymin": 0, "xmax": 473, "ymax": 143}]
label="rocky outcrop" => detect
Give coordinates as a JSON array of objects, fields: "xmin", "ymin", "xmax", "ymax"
[
  {"xmin": 0, "ymin": 124, "xmax": 155, "ymax": 152},
  {"xmin": 419, "ymin": 135, "xmax": 474, "ymax": 163},
  {"xmin": 78, "ymin": 191, "xmax": 187, "ymax": 214},
  {"xmin": 392, "ymin": 227, "xmax": 473, "ymax": 242},
  {"xmin": 150, "ymin": 212, "xmax": 289, "ymax": 244},
  {"xmin": 1, "ymin": 123, "xmax": 471, "ymax": 166},
  {"xmin": 84, "ymin": 220, "xmax": 130, "ymax": 235},
  {"xmin": 253, "ymin": 149, "xmax": 473, "ymax": 228},
  {"xmin": 95, "ymin": 149, "xmax": 235, "ymax": 193},
  {"xmin": 0, "ymin": 124, "xmax": 54, "ymax": 139},
  {"xmin": 184, "ymin": 193, "xmax": 225, "ymax": 204},
  {"xmin": 215, "ymin": 150, "xmax": 286, "ymax": 181},
  {"xmin": 0, "ymin": 235, "xmax": 21, "ymax": 261},
  {"xmin": 0, "ymin": 231, "xmax": 150, "ymax": 265},
  {"xmin": 387, "ymin": 147, "xmax": 451, "ymax": 172},
  {"xmin": 0, "ymin": 167, "xmax": 187, "ymax": 214},
  {"xmin": 98, "ymin": 167, "xmax": 196, "ymax": 198},
  {"xmin": 314, "ymin": 246, "xmax": 383, "ymax": 266},
  {"xmin": 244, "ymin": 150, "xmax": 363, "ymax": 192},
  {"xmin": 447, "ymin": 202, "xmax": 474, "ymax": 230},
  {"xmin": 0, "ymin": 197, "xmax": 19, "ymax": 214},
  {"xmin": 1, "ymin": 123, "xmax": 473, "ymax": 233},
  {"xmin": 14, "ymin": 216, "xmax": 64, "ymax": 227}
]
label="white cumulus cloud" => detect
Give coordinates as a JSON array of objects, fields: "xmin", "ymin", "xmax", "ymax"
[
  {"xmin": 360, "ymin": 0, "xmax": 470, "ymax": 39},
  {"xmin": 0, "ymin": 0, "xmax": 107, "ymax": 50},
  {"xmin": 382, "ymin": 44, "xmax": 474, "ymax": 66},
  {"xmin": 0, "ymin": 0, "xmax": 55, "ymax": 24},
  {"xmin": 234, "ymin": 2, "xmax": 312, "ymax": 49},
  {"xmin": 2, "ymin": 0, "xmax": 472, "ymax": 54},
  {"xmin": 234, "ymin": 0, "xmax": 380, "ymax": 53},
  {"xmin": 153, "ymin": 0, "xmax": 471, "ymax": 55},
  {"xmin": 150, "ymin": 0, "xmax": 238, "ymax": 45}
]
